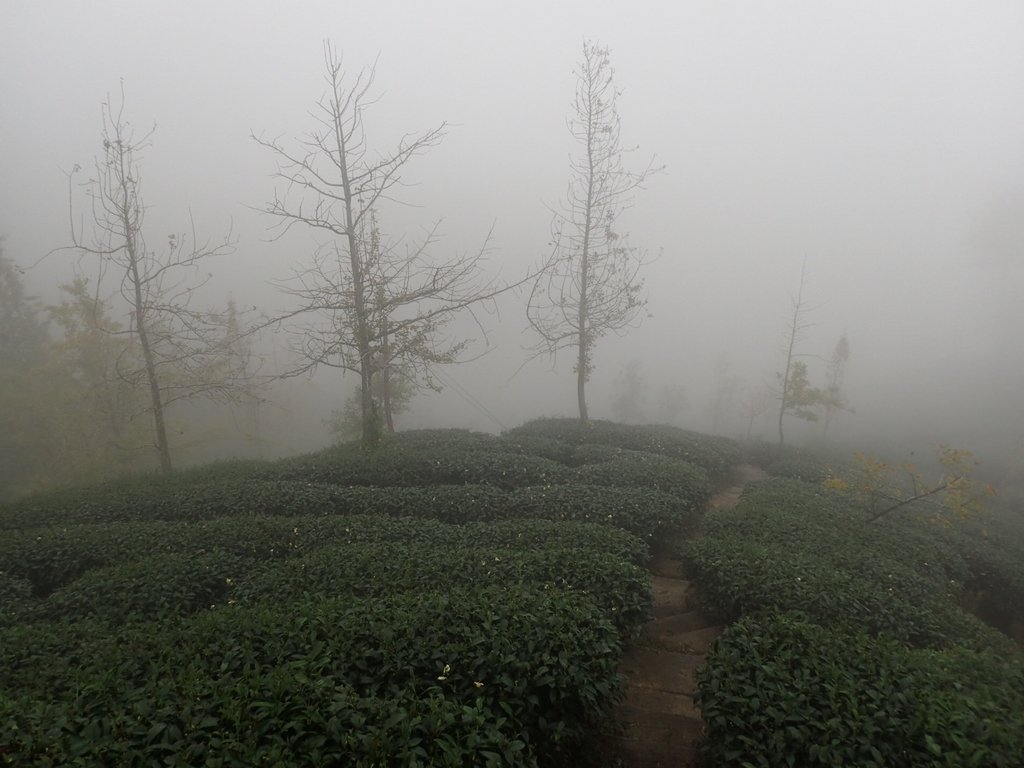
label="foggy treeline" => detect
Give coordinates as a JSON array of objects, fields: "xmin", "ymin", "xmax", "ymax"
[{"xmin": 1, "ymin": 2, "xmax": 1022, "ymax": 504}]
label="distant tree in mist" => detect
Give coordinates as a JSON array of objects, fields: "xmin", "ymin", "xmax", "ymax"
[
  {"xmin": 776, "ymin": 263, "xmax": 823, "ymax": 446},
  {"xmin": 0, "ymin": 247, "xmax": 51, "ymax": 497},
  {"xmin": 0, "ymin": 251, "xmax": 160, "ymax": 496},
  {"xmin": 656, "ymin": 382, "xmax": 688, "ymax": 427},
  {"xmin": 610, "ymin": 359, "xmax": 647, "ymax": 424},
  {"xmin": 738, "ymin": 383, "xmax": 773, "ymax": 441},
  {"xmin": 709, "ymin": 359, "xmax": 742, "ymax": 433},
  {"xmin": 821, "ymin": 333, "xmax": 852, "ymax": 440},
  {"xmin": 526, "ymin": 39, "xmax": 662, "ymax": 422},
  {"xmin": 67, "ymin": 88, "xmax": 255, "ymax": 473},
  {"xmin": 256, "ymin": 43, "xmax": 525, "ymax": 448},
  {"xmin": 42, "ymin": 277, "xmax": 151, "ymax": 479},
  {"xmin": 326, "ymin": 373, "xmax": 417, "ymax": 443}
]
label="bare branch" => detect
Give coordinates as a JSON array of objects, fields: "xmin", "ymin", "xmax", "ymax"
[{"xmin": 525, "ymin": 39, "xmax": 662, "ymax": 421}]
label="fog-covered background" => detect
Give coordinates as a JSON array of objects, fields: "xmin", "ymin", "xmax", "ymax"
[{"xmin": 2, "ymin": 1, "xmax": 1022, "ymax": 474}]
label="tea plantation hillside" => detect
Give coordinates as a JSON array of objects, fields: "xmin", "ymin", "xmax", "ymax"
[
  {"xmin": 3, "ymin": 421, "xmax": 1023, "ymax": 766},
  {"xmin": 684, "ymin": 447, "xmax": 1024, "ymax": 767},
  {"xmin": 0, "ymin": 420, "xmax": 726, "ymax": 767}
]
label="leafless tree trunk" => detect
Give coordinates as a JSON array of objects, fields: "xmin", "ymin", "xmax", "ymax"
[
  {"xmin": 68, "ymin": 87, "xmax": 250, "ymax": 472},
  {"xmin": 527, "ymin": 40, "xmax": 661, "ymax": 422},
  {"xmin": 777, "ymin": 262, "xmax": 815, "ymax": 447},
  {"xmin": 255, "ymin": 43, "xmax": 530, "ymax": 448}
]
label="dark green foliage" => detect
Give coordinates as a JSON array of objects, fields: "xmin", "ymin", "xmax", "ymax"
[
  {"xmin": 744, "ymin": 440, "xmax": 842, "ymax": 482},
  {"xmin": 1, "ymin": 586, "xmax": 620, "ymax": 766},
  {"xmin": 566, "ymin": 443, "xmax": 627, "ymax": 466},
  {"xmin": 507, "ymin": 485, "xmax": 697, "ymax": 541},
  {"xmin": 0, "ymin": 572, "xmax": 32, "ymax": 627},
  {"xmin": 0, "ymin": 475, "xmax": 320, "ymax": 529},
  {"xmin": 683, "ymin": 477, "xmax": 1007, "ymax": 650},
  {"xmin": 496, "ymin": 434, "xmax": 580, "ymax": 466},
  {"xmin": 1, "ymin": 515, "xmax": 649, "ymax": 624},
  {"xmin": 573, "ymin": 453, "xmax": 711, "ymax": 512},
  {"xmin": 506, "ymin": 418, "xmax": 741, "ymax": 478},
  {"xmin": 38, "ymin": 550, "xmax": 246, "ymax": 624},
  {"xmin": 687, "ymin": 474, "xmax": 1024, "ymax": 766},
  {"xmin": 698, "ymin": 612, "xmax": 1024, "ymax": 767},
  {"xmin": 276, "ymin": 445, "xmax": 573, "ymax": 489},
  {"xmin": 0, "ymin": 419, "xmax": 732, "ymax": 765},
  {"xmin": 764, "ymin": 455, "xmax": 833, "ymax": 483},
  {"xmin": 234, "ymin": 542, "xmax": 651, "ymax": 636}
]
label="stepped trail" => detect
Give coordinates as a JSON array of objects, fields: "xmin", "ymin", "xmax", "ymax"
[{"xmin": 612, "ymin": 464, "xmax": 766, "ymax": 768}]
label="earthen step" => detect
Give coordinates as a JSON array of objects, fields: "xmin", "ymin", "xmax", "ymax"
[
  {"xmin": 618, "ymin": 647, "xmax": 700, "ymax": 695},
  {"xmin": 650, "ymin": 624, "xmax": 723, "ymax": 655},
  {"xmin": 622, "ymin": 684, "xmax": 700, "ymax": 719},
  {"xmin": 650, "ymin": 576, "xmax": 696, "ymax": 617},
  {"xmin": 644, "ymin": 610, "xmax": 719, "ymax": 644},
  {"xmin": 617, "ymin": 708, "xmax": 704, "ymax": 758},
  {"xmin": 649, "ymin": 553, "xmax": 686, "ymax": 579},
  {"xmin": 614, "ymin": 739, "xmax": 699, "ymax": 768}
]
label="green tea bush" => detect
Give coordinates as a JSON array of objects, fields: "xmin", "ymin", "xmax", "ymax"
[
  {"xmin": 573, "ymin": 453, "xmax": 711, "ymax": 511},
  {"xmin": 0, "ymin": 479, "xmax": 359, "ymax": 529},
  {"xmin": 38, "ymin": 550, "xmax": 247, "ymax": 624},
  {"xmin": 495, "ymin": 434, "xmax": 580, "ymax": 466},
  {"xmin": 1, "ymin": 586, "xmax": 621, "ymax": 766},
  {"xmin": 683, "ymin": 478, "xmax": 1007, "ymax": 650},
  {"xmin": 0, "ymin": 513, "xmax": 649, "ymax": 615},
  {"xmin": 506, "ymin": 418, "xmax": 741, "ymax": 478},
  {"xmin": 466, "ymin": 518, "xmax": 648, "ymax": 565},
  {"xmin": 234, "ymin": 541, "xmax": 652, "ymax": 636},
  {"xmin": 507, "ymin": 485, "xmax": 697, "ymax": 541},
  {"xmin": 278, "ymin": 447, "xmax": 573, "ymax": 489},
  {"xmin": 0, "ymin": 572, "xmax": 32, "ymax": 627},
  {"xmin": 698, "ymin": 611, "xmax": 1024, "ymax": 768},
  {"xmin": 567, "ymin": 443, "xmax": 629, "ymax": 466},
  {"xmin": 764, "ymin": 455, "xmax": 834, "ymax": 483},
  {"xmin": 385, "ymin": 428, "xmax": 503, "ymax": 451}
]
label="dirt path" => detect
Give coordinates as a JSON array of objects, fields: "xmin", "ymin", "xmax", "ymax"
[{"xmin": 612, "ymin": 464, "xmax": 766, "ymax": 767}]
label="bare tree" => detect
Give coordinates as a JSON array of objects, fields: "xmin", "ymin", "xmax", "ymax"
[
  {"xmin": 255, "ymin": 43, "xmax": 527, "ymax": 448},
  {"xmin": 776, "ymin": 263, "xmax": 822, "ymax": 447},
  {"xmin": 68, "ymin": 87, "xmax": 250, "ymax": 472},
  {"xmin": 527, "ymin": 40, "xmax": 662, "ymax": 422}
]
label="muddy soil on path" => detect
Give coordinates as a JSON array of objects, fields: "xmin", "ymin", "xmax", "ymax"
[{"xmin": 611, "ymin": 464, "xmax": 766, "ymax": 768}]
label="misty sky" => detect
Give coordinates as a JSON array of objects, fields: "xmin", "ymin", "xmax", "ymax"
[{"xmin": 2, "ymin": 1, "xmax": 1023, "ymax": 456}]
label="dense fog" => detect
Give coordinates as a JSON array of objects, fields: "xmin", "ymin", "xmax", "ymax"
[{"xmin": 2, "ymin": 1, "xmax": 1022, "ymax": 487}]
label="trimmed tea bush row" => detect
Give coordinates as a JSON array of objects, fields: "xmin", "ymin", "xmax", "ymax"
[
  {"xmin": 0, "ymin": 478, "xmax": 698, "ymax": 545},
  {"xmin": 17, "ymin": 538, "xmax": 651, "ymax": 636},
  {"xmin": 233, "ymin": 542, "xmax": 652, "ymax": 636},
  {"xmin": 274, "ymin": 446, "xmax": 575, "ymax": 489},
  {"xmin": 1, "ymin": 515, "xmax": 651, "ymax": 625},
  {"xmin": 683, "ymin": 477, "xmax": 1008, "ymax": 651},
  {"xmin": 1, "ymin": 585, "xmax": 621, "ymax": 767},
  {"xmin": 0, "ymin": 513, "xmax": 650, "ymax": 601},
  {"xmin": 506, "ymin": 418, "xmax": 741, "ymax": 478},
  {"xmin": 698, "ymin": 611, "xmax": 1024, "ymax": 768},
  {"xmin": 687, "ymin": 475, "xmax": 1024, "ymax": 766}
]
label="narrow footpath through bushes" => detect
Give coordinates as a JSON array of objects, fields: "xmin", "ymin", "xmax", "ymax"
[{"xmin": 612, "ymin": 464, "xmax": 766, "ymax": 767}]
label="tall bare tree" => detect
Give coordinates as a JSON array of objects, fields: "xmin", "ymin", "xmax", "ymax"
[
  {"xmin": 68, "ymin": 88, "xmax": 250, "ymax": 472},
  {"xmin": 527, "ymin": 40, "xmax": 661, "ymax": 422},
  {"xmin": 255, "ymin": 43, "xmax": 524, "ymax": 447},
  {"xmin": 776, "ymin": 263, "xmax": 822, "ymax": 446}
]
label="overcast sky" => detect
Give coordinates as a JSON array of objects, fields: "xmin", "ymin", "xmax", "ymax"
[{"xmin": 2, "ymin": 1, "xmax": 1023, "ymax": 457}]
